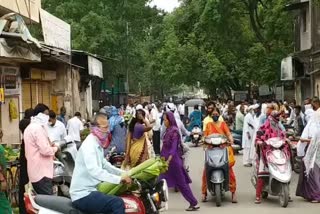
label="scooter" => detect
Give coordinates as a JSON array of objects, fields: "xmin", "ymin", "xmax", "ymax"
[
  {"xmin": 231, "ymin": 130, "xmax": 242, "ymax": 153},
  {"xmin": 204, "ymin": 134, "xmax": 230, "ymax": 207},
  {"xmin": 251, "ymin": 137, "xmax": 292, "ymax": 208},
  {"xmin": 106, "ymin": 146, "xmax": 126, "ymax": 168},
  {"xmin": 24, "ymin": 179, "xmax": 169, "ymax": 214},
  {"xmin": 190, "ymin": 126, "xmax": 202, "ymax": 147},
  {"xmin": 52, "ymin": 136, "xmax": 77, "ymax": 197}
]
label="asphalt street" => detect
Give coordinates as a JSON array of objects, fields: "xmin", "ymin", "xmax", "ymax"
[{"xmin": 166, "ymin": 145, "xmax": 319, "ymax": 214}]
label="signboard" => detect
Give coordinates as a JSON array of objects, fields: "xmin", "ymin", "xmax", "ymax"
[
  {"xmin": 2, "ymin": 67, "xmax": 19, "ymax": 95},
  {"xmin": 88, "ymin": 56, "xmax": 103, "ymax": 78},
  {"xmin": 40, "ymin": 9, "xmax": 71, "ymax": 52},
  {"xmin": 281, "ymin": 56, "xmax": 294, "ymax": 81}
]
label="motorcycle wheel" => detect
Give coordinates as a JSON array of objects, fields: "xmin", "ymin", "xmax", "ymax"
[
  {"xmin": 279, "ymin": 183, "xmax": 289, "ymax": 208},
  {"xmin": 262, "ymin": 191, "xmax": 268, "ymax": 199},
  {"xmin": 214, "ymin": 184, "xmax": 222, "ymax": 207}
]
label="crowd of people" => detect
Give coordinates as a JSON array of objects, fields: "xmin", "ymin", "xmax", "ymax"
[{"xmin": 0, "ymin": 96, "xmax": 320, "ymax": 213}]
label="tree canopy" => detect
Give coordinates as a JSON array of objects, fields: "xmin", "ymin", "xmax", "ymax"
[{"xmin": 42, "ymin": 0, "xmax": 294, "ymax": 98}]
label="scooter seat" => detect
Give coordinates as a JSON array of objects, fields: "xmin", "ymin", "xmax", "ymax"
[{"xmin": 35, "ymin": 195, "xmax": 85, "ymax": 214}]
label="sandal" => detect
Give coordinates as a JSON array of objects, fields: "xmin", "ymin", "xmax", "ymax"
[
  {"xmin": 186, "ymin": 206, "xmax": 200, "ymax": 211},
  {"xmin": 311, "ymin": 200, "xmax": 320, "ymax": 203},
  {"xmin": 201, "ymin": 194, "xmax": 207, "ymax": 203},
  {"xmin": 255, "ymin": 197, "xmax": 261, "ymax": 204}
]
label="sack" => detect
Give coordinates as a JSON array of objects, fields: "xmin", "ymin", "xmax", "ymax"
[
  {"xmin": 9, "ymin": 99, "xmax": 18, "ymax": 120},
  {"xmin": 228, "ymin": 146, "xmax": 235, "ymax": 167}
]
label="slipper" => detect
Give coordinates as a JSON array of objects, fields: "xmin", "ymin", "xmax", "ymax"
[
  {"xmin": 255, "ymin": 197, "xmax": 261, "ymax": 204},
  {"xmin": 201, "ymin": 195, "xmax": 207, "ymax": 203},
  {"xmin": 186, "ymin": 206, "xmax": 200, "ymax": 211},
  {"xmin": 311, "ymin": 200, "xmax": 320, "ymax": 203}
]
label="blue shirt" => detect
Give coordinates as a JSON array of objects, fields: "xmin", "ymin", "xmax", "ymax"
[{"xmin": 70, "ymin": 134, "xmax": 124, "ymax": 202}]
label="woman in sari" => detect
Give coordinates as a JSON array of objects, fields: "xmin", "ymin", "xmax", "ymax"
[
  {"xmin": 202, "ymin": 107, "xmax": 237, "ymax": 203},
  {"xmin": 124, "ymin": 109, "xmax": 153, "ymax": 168},
  {"xmin": 159, "ymin": 111, "xmax": 199, "ymax": 211},
  {"xmin": 296, "ymin": 116, "xmax": 320, "ymax": 203},
  {"xmin": 255, "ymin": 111, "xmax": 286, "ymax": 204},
  {"xmin": 0, "ymin": 144, "xmax": 12, "ymax": 213}
]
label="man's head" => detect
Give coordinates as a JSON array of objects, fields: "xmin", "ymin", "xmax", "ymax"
[
  {"xmin": 49, "ymin": 110, "xmax": 57, "ymax": 126},
  {"xmin": 60, "ymin": 106, "xmax": 66, "ymax": 116},
  {"xmin": 75, "ymin": 112, "xmax": 81, "ymax": 119},
  {"xmin": 206, "ymin": 102, "xmax": 216, "ymax": 116},
  {"xmin": 194, "ymin": 105, "xmax": 199, "ymax": 110},
  {"xmin": 304, "ymin": 98, "xmax": 311, "ymax": 105},
  {"xmin": 34, "ymin": 104, "xmax": 49, "ymax": 116},
  {"xmin": 312, "ymin": 96, "xmax": 320, "ymax": 111},
  {"xmin": 294, "ymin": 105, "xmax": 302, "ymax": 115},
  {"xmin": 92, "ymin": 113, "xmax": 109, "ymax": 133},
  {"xmin": 240, "ymin": 104, "xmax": 245, "ymax": 114},
  {"xmin": 24, "ymin": 108, "xmax": 34, "ymax": 120}
]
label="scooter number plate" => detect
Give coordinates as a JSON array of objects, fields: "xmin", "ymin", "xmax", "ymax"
[{"xmin": 194, "ymin": 134, "xmax": 199, "ymax": 138}]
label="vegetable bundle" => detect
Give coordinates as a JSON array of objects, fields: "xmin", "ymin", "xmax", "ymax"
[{"xmin": 98, "ymin": 157, "xmax": 168, "ymax": 195}]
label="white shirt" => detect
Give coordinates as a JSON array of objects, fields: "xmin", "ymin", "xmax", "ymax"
[
  {"xmin": 67, "ymin": 117, "xmax": 84, "ymax": 142},
  {"xmin": 47, "ymin": 120, "xmax": 67, "ymax": 143},
  {"xmin": 150, "ymin": 108, "xmax": 161, "ymax": 131},
  {"xmin": 178, "ymin": 104, "xmax": 185, "ymax": 116}
]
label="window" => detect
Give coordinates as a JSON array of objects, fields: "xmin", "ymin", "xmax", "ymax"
[{"xmin": 302, "ymin": 9, "xmax": 307, "ymax": 32}]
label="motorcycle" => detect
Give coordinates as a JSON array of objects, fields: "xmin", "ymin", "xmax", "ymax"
[
  {"xmin": 52, "ymin": 136, "xmax": 77, "ymax": 197},
  {"xmin": 286, "ymin": 126, "xmax": 301, "ymax": 174},
  {"xmin": 24, "ymin": 179, "xmax": 169, "ymax": 214},
  {"xmin": 204, "ymin": 134, "xmax": 230, "ymax": 207},
  {"xmin": 251, "ymin": 136, "xmax": 292, "ymax": 208},
  {"xmin": 190, "ymin": 126, "xmax": 202, "ymax": 147},
  {"xmin": 106, "ymin": 146, "xmax": 126, "ymax": 168},
  {"xmin": 231, "ymin": 130, "xmax": 242, "ymax": 153}
]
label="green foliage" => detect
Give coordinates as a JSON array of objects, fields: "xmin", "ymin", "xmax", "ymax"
[{"xmin": 42, "ymin": 0, "xmax": 294, "ymax": 98}]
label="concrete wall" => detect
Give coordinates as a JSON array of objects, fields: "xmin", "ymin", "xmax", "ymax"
[{"xmin": 300, "ymin": 3, "xmax": 312, "ymax": 50}]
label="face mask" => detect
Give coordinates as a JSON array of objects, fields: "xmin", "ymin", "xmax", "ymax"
[
  {"xmin": 36, "ymin": 113, "xmax": 50, "ymax": 125},
  {"xmin": 48, "ymin": 122, "xmax": 53, "ymax": 126},
  {"xmin": 213, "ymin": 115, "xmax": 219, "ymax": 122}
]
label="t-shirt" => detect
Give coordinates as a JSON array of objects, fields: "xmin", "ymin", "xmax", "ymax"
[{"xmin": 67, "ymin": 117, "xmax": 84, "ymax": 142}]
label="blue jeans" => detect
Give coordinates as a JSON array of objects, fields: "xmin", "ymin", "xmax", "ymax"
[{"xmin": 73, "ymin": 191, "xmax": 125, "ymax": 214}]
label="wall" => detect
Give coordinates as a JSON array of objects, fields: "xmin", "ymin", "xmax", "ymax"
[
  {"xmin": 1, "ymin": 97, "xmax": 20, "ymax": 145},
  {"xmin": 314, "ymin": 73, "xmax": 320, "ymax": 97},
  {"xmin": 300, "ymin": 4, "xmax": 312, "ymax": 51},
  {"xmin": 0, "ymin": 0, "xmax": 41, "ymax": 23}
]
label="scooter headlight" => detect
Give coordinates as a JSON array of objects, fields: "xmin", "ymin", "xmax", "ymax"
[{"xmin": 152, "ymin": 192, "xmax": 160, "ymax": 203}]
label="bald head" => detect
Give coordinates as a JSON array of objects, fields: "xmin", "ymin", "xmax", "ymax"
[{"xmin": 92, "ymin": 113, "xmax": 109, "ymax": 128}]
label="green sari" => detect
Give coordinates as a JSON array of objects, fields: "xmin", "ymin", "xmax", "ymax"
[{"xmin": 0, "ymin": 145, "xmax": 12, "ymax": 214}]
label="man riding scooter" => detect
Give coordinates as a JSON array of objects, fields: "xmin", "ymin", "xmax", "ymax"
[{"xmin": 70, "ymin": 113, "xmax": 132, "ymax": 214}]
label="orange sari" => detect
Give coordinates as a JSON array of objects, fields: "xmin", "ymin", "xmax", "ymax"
[{"xmin": 202, "ymin": 121, "xmax": 237, "ymax": 195}]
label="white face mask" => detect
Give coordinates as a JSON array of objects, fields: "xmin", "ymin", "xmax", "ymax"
[{"xmin": 36, "ymin": 113, "xmax": 50, "ymax": 125}]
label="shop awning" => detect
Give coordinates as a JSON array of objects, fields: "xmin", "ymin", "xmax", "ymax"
[{"xmin": 284, "ymin": 1, "xmax": 309, "ymax": 11}]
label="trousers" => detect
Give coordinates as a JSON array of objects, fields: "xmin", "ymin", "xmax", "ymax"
[{"xmin": 73, "ymin": 191, "xmax": 125, "ymax": 214}]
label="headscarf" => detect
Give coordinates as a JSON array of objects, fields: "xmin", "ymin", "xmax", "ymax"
[
  {"xmin": 109, "ymin": 106, "xmax": 124, "ymax": 132},
  {"xmin": 304, "ymin": 113, "xmax": 320, "ymax": 176},
  {"xmin": 163, "ymin": 111, "xmax": 180, "ymax": 144},
  {"xmin": 91, "ymin": 126, "xmax": 112, "ymax": 149},
  {"xmin": 257, "ymin": 111, "xmax": 285, "ymax": 142}
]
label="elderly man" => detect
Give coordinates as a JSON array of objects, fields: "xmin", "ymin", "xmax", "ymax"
[{"xmin": 70, "ymin": 113, "xmax": 131, "ymax": 214}]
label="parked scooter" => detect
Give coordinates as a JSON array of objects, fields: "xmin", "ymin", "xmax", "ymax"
[
  {"xmin": 190, "ymin": 126, "xmax": 202, "ymax": 147},
  {"xmin": 106, "ymin": 146, "xmax": 126, "ymax": 168},
  {"xmin": 251, "ymin": 136, "xmax": 292, "ymax": 208},
  {"xmin": 204, "ymin": 134, "xmax": 230, "ymax": 207},
  {"xmin": 52, "ymin": 136, "xmax": 77, "ymax": 197},
  {"xmin": 24, "ymin": 179, "xmax": 169, "ymax": 214},
  {"xmin": 231, "ymin": 130, "xmax": 242, "ymax": 153}
]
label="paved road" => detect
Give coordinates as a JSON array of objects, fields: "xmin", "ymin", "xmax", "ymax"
[{"xmin": 166, "ymin": 145, "xmax": 319, "ymax": 214}]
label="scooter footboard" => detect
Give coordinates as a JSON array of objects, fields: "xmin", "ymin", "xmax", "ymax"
[
  {"xmin": 210, "ymin": 170, "xmax": 224, "ymax": 183},
  {"xmin": 207, "ymin": 168, "xmax": 229, "ymax": 192}
]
